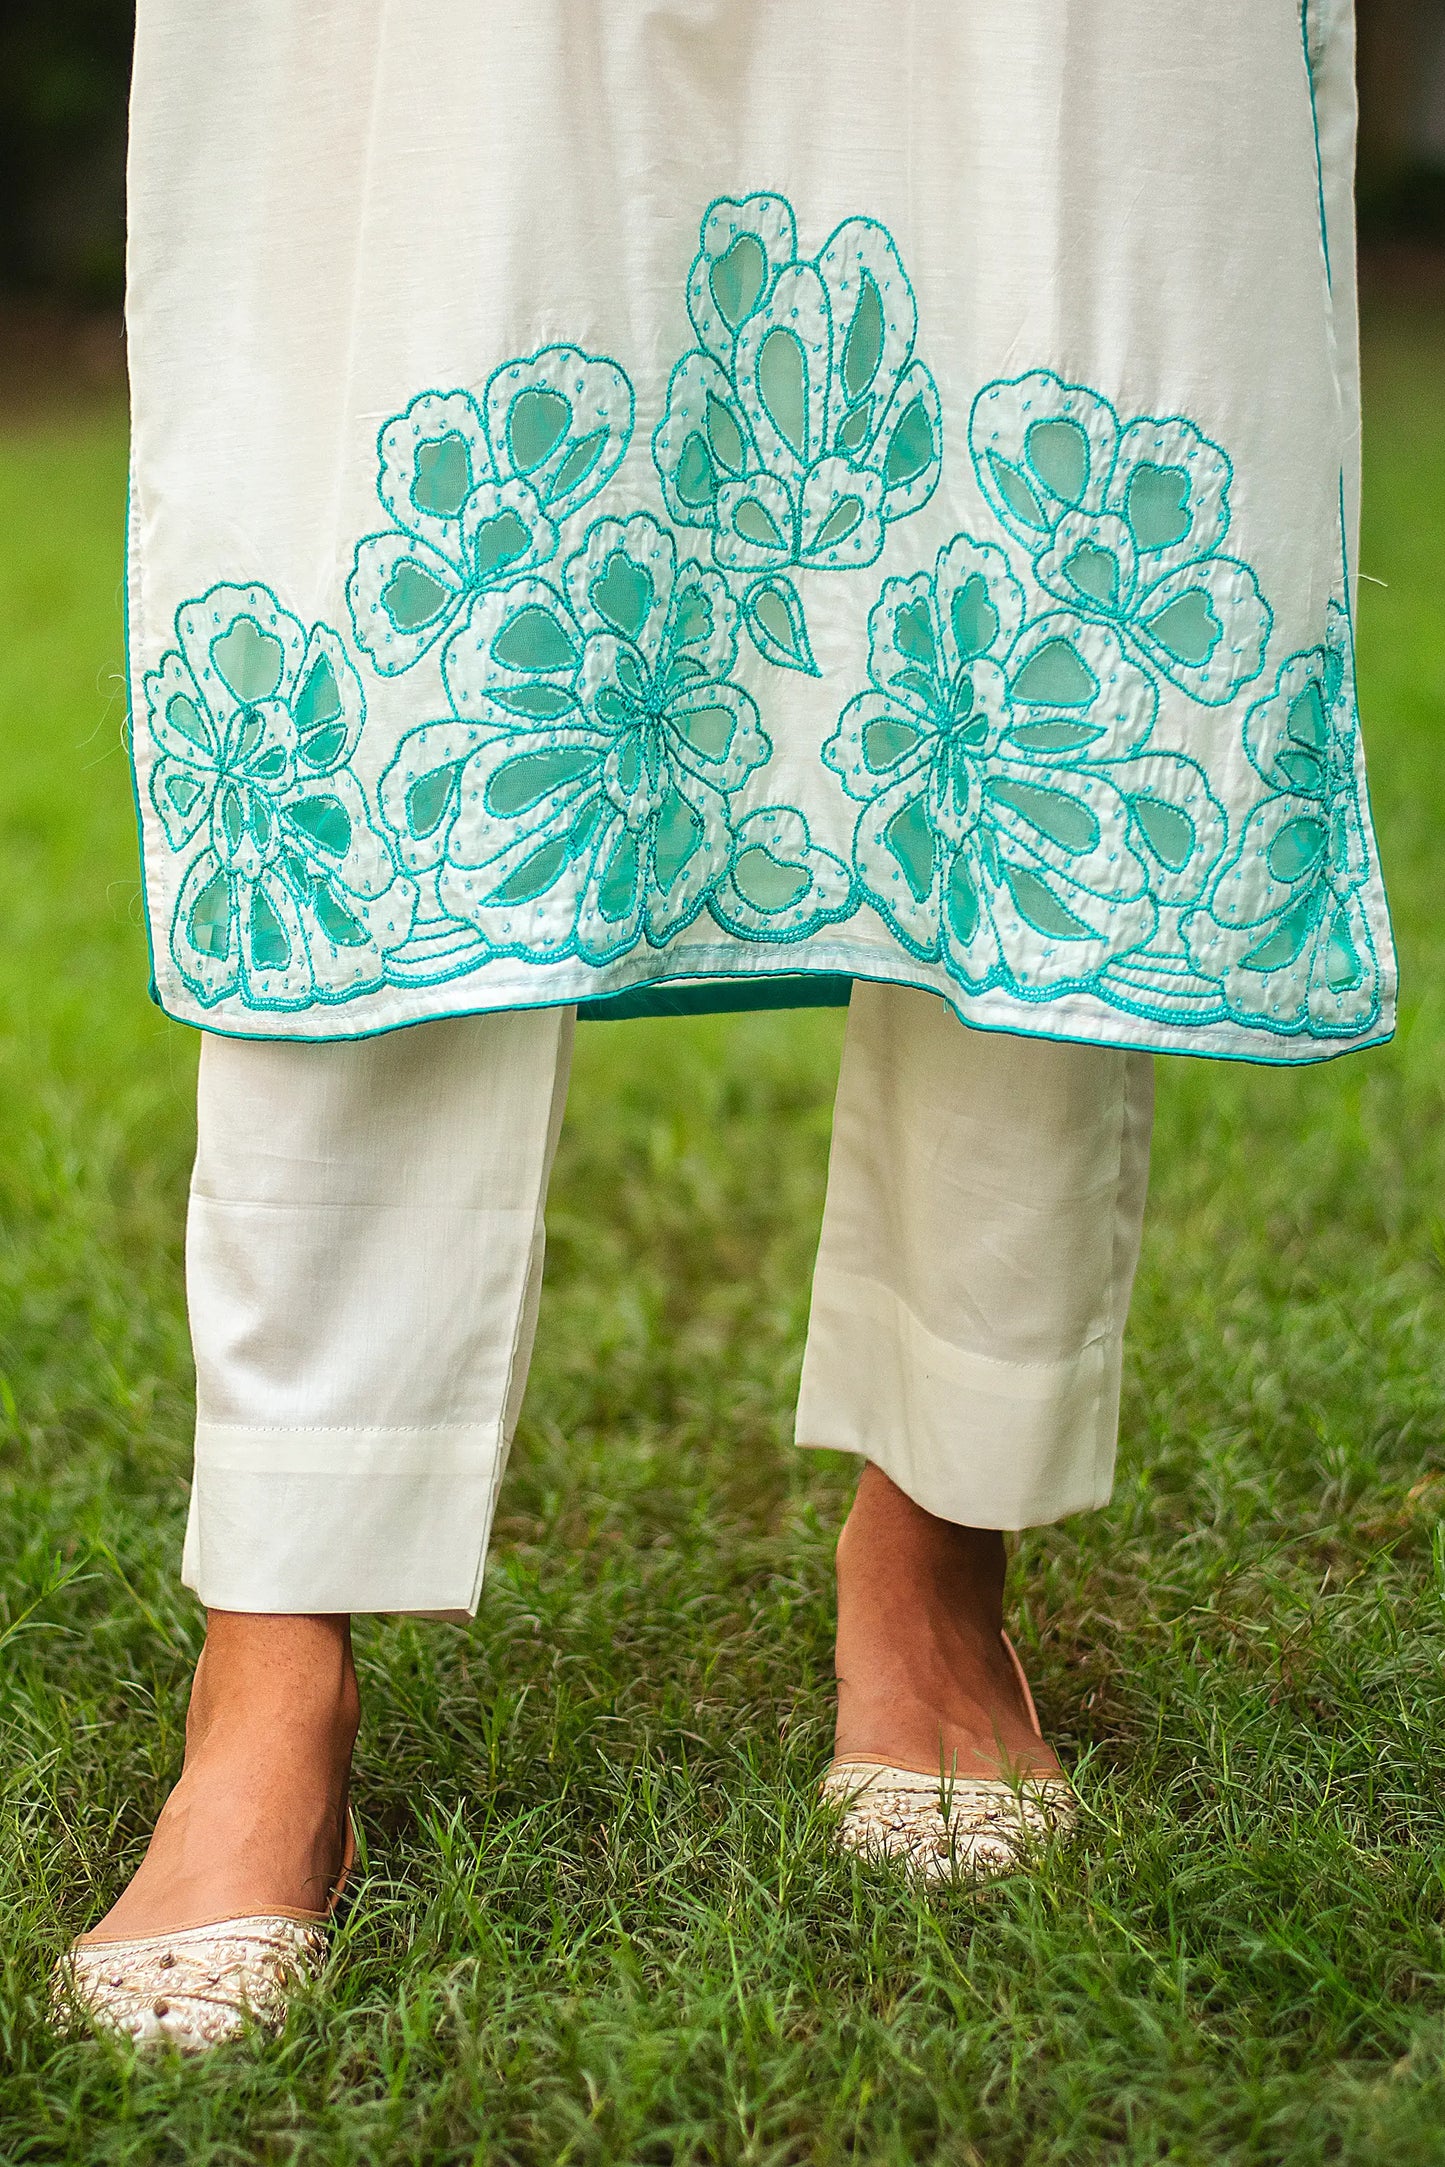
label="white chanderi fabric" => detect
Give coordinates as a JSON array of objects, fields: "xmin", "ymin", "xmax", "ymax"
[
  {"xmin": 182, "ymin": 985, "xmax": 1151, "ymax": 1617},
  {"xmin": 126, "ymin": 0, "xmax": 1394, "ymax": 1064}
]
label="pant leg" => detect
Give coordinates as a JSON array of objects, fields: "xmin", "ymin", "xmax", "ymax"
[
  {"xmin": 181, "ymin": 1006, "xmax": 573, "ymax": 1619},
  {"xmin": 795, "ymin": 983, "xmax": 1153, "ymax": 1528}
]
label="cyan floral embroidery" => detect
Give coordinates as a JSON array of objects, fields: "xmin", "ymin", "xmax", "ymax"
[
  {"xmin": 376, "ymin": 513, "xmax": 851, "ymax": 962},
  {"xmin": 348, "ymin": 347, "xmax": 635, "ymax": 675},
  {"xmin": 824, "ymin": 537, "xmax": 1227, "ymax": 995},
  {"xmin": 1186, "ymin": 603, "xmax": 1380, "ymax": 1034},
  {"xmin": 145, "ymin": 584, "xmax": 415, "ymax": 1008},
  {"xmin": 139, "ymin": 196, "xmax": 1388, "ymax": 1049},
  {"xmin": 654, "ymin": 194, "xmax": 943, "ymax": 674},
  {"xmin": 970, "ymin": 372, "xmax": 1272, "ymax": 707}
]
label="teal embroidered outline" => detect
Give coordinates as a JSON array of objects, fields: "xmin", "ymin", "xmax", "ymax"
[
  {"xmin": 144, "ymin": 581, "xmax": 417, "ymax": 1010},
  {"xmin": 824, "ymin": 532, "xmax": 1229, "ymax": 1003},
  {"xmin": 348, "ymin": 345, "xmax": 636, "ymax": 676},
  {"xmin": 968, "ymin": 370, "xmax": 1273, "ymax": 708},
  {"xmin": 375, "ymin": 509, "xmax": 852, "ymax": 967},
  {"xmin": 653, "ymin": 191, "xmax": 943, "ymax": 675},
  {"xmin": 1185, "ymin": 601, "xmax": 1381, "ymax": 1036}
]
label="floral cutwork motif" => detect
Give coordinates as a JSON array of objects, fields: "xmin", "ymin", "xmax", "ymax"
[
  {"xmin": 138, "ymin": 193, "xmax": 1389, "ymax": 1050},
  {"xmin": 377, "ymin": 512, "xmax": 851, "ymax": 964},
  {"xmin": 1187, "ymin": 603, "xmax": 1381, "ymax": 1034},
  {"xmin": 348, "ymin": 347, "xmax": 635, "ymax": 675},
  {"xmin": 824, "ymin": 537, "xmax": 1227, "ymax": 997},
  {"xmin": 654, "ymin": 193, "xmax": 943, "ymax": 674},
  {"xmin": 969, "ymin": 372, "xmax": 1272, "ymax": 707},
  {"xmin": 146, "ymin": 584, "xmax": 415, "ymax": 1008}
]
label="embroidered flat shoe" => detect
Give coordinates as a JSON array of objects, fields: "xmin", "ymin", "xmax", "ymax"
[
  {"xmin": 822, "ymin": 1637, "xmax": 1076, "ymax": 1884},
  {"xmin": 53, "ymin": 1815, "xmax": 356, "ymax": 2051}
]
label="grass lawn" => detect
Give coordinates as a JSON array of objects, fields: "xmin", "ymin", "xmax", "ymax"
[{"xmin": 4, "ymin": 310, "xmax": 1445, "ymax": 2164}]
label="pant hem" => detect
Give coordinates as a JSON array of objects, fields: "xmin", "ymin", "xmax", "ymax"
[
  {"xmin": 181, "ymin": 1423, "xmax": 505, "ymax": 1616},
  {"xmin": 794, "ymin": 1266, "xmax": 1122, "ymax": 1529}
]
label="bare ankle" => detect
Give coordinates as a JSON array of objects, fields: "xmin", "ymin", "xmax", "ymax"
[
  {"xmin": 838, "ymin": 1464, "xmax": 1008, "ymax": 1632},
  {"xmin": 187, "ymin": 1612, "xmax": 359, "ymax": 1760}
]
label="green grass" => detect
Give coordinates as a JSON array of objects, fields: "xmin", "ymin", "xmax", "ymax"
[{"xmin": 4, "ymin": 315, "xmax": 1445, "ymax": 2162}]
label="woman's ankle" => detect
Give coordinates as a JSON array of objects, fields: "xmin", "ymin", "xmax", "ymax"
[{"xmin": 187, "ymin": 1611, "xmax": 359, "ymax": 1760}]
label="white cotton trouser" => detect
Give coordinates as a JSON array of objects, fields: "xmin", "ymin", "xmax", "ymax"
[{"xmin": 181, "ymin": 986, "xmax": 1154, "ymax": 1618}]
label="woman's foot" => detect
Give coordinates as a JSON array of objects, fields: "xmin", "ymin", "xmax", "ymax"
[
  {"xmin": 832, "ymin": 1464, "xmax": 1061, "ymax": 1781},
  {"xmin": 85, "ymin": 1611, "xmax": 358, "ymax": 1943}
]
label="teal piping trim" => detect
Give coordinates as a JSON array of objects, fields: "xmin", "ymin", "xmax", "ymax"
[{"xmin": 139, "ymin": 953, "xmax": 1394, "ymax": 1067}]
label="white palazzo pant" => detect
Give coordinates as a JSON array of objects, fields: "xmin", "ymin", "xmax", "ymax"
[{"xmin": 181, "ymin": 987, "xmax": 1154, "ymax": 1618}]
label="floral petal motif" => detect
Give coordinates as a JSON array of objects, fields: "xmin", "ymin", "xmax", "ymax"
[
  {"xmin": 292, "ymin": 624, "xmax": 367, "ymax": 774},
  {"xmin": 668, "ymin": 564, "xmax": 740, "ymax": 684},
  {"xmin": 1003, "ymin": 612, "xmax": 1157, "ymax": 761},
  {"xmin": 234, "ymin": 864, "xmax": 315, "ymax": 1007},
  {"xmin": 932, "ymin": 536, "xmax": 1027, "ymax": 686},
  {"xmin": 375, "ymin": 390, "xmax": 492, "ymax": 562},
  {"xmin": 445, "ymin": 578, "xmax": 584, "ymax": 726},
  {"xmin": 798, "ymin": 459, "xmax": 885, "ymax": 570},
  {"xmin": 686, "ymin": 194, "xmax": 800, "ymax": 367},
  {"xmin": 150, "ymin": 751, "xmax": 215, "ymax": 852},
  {"xmin": 984, "ymin": 763, "xmax": 1150, "ymax": 923},
  {"xmin": 1187, "ymin": 795, "xmax": 1378, "ymax": 1032},
  {"xmin": 170, "ymin": 847, "xmax": 241, "ymax": 1004},
  {"xmin": 713, "ymin": 472, "xmax": 798, "ymax": 572},
  {"xmin": 816, "ymin": 217, "xmax": 920, "ymax": 465},
  {"xmin": 1117, "ymin": 750, "xmax": 1228, "ymax": 907},
  {"xmin": 1131, "ymin": 556, "xmax": 1271, "ymax": 706},
  {"xmin": 653, "ymin": 191, "xmax": 942, "ymax": 658},
  {"xmin": 146, "ymin": 648, "xmax": 221, "ymax": 769},
  {"xmin": 1186, "ymin": 607, "xmax": 1380, "ymax": 1035},
  {"xmin": 652, "ymin": 351, "xmax": 755, "ymax": 532},
  {"xmin": 347, "ymin": 532, "xmax": 468, "ymax": 675},
  {"xmin": 824, "ymin": 688, "xmax": 933, "ymax": 805},
  {"xmin": 735, "ymin": 261, "xmax": 833, "ymax": 477},
  {"xmin": 176, "ymin": 584, "xmax": 307, "ymax": 734},
  {"xmin": 296, "ymin": 870, "xmax": 417, "ymax": 997},
  {"xmin": 741, "ymin": 575, "xmax": 819, "ymax": 677},
  {"xmin": 277, "ymin": 766, "xmax": 399, "ymax": 903},
  {"xmin": 874, "ymin": 361, "xmax": 944, "ymax": 524},
  {"xmin": 1110, "ymin": 417, "xmax": 1232, "ymax": 578},
  {"xmin": 667, "ymin": 678, "xmax": 771, "ymax": 795},
  {"xmin": 849, "ymin": 766, "xmax": 946, "ymax": 956},
  {"xmin": 977, "ymin": 830, "xmax": 1156, "ymax": 991},
  {"xmin": 377, "ymin": 719, "xmax": 493, "ymax": 873},
  {"xmin": 641, "ymin": 768, "xmax": 734, "ymax": 944},
  {"xmin": 437, "ymin": 724, "xmax": 614, "ymax": 961},
  {"xmin": 484, "ymin": 346, "xmax": 635, "ymax": 523},
  {"xmin": 566, "ymin": 512, "xmax": 676, "ymax": 663},
  {"xmin": 1034, "ymin": 511, "xmax": 1140, "ymax": 621},
  {"xmin": 864, "ymin": 570, "xmax": 958, "ymax": 721},
  {"xmin": 459, "ymin": 480, "xmax": 558, "ymax": 590},
  {"xmin": 711, "ymin": 806, "xmax": 853, "ymax": 939},
  {"xmin": 970, "ymin": 373, "xmax": 1119, "ymax": 543}
]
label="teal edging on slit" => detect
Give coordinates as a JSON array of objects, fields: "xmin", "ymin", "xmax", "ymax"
[{"xmin": 578, "ymin": 973, "xmax": 853, "ymax": 1022}]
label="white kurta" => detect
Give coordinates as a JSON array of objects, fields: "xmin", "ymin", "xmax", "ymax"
[{"xmin": 125, "ymin": 0, "xmax": 1394, "ymax": 1061}]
